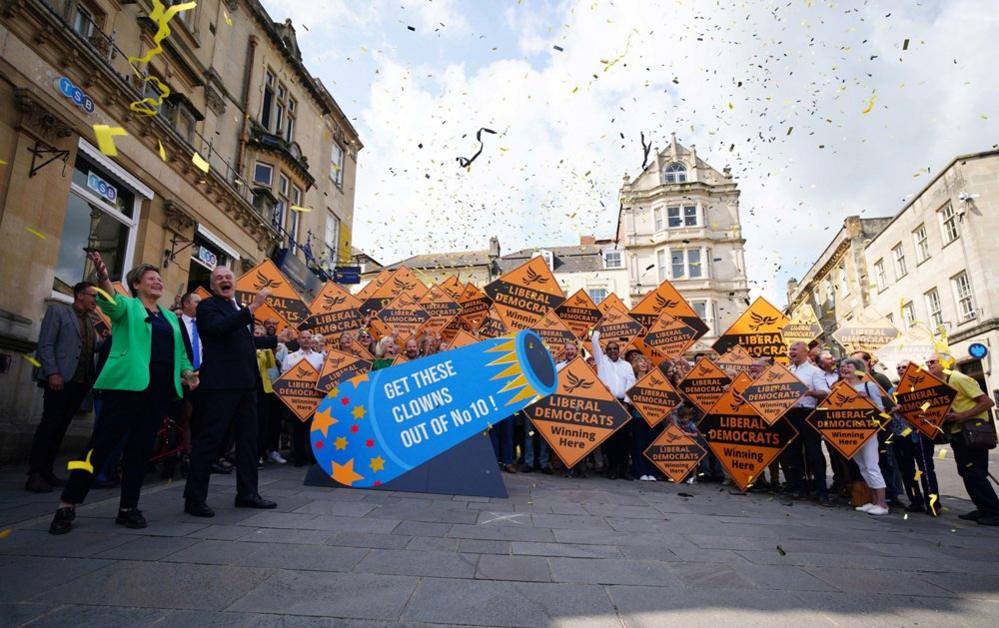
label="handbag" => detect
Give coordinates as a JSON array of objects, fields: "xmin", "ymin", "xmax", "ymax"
[{"xmin": 961, "ymin": 417, "xmax": 998, "ymax": 450}]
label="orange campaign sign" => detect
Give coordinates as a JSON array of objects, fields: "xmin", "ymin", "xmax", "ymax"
[
  {"xmin": 712, "ymin": 296, "xmax": 789, "ymax": 360},
  {"xmin": 741, "ymin": 363, "xmax": 809, "ymax": 425},
  {"xmin": 315, "ymin": 350, "xmax": 373, "ymax": 394},
  {"xmin": 484, "ymin": 257, "xmax": 565, "ymax": 330},
  {"xmin": 193, "ymin": 285, "xmax": 212, "ymax": 300},
  {"xmin": 531, "ymin": 310, "xmax": 578, "ymax": 363},
  {"xmin": 235, "ymin": 259, "xmax": 309, "ymax": 328},
  {"xmin": 418, "ymin": 284, "xmax": 462, "ymax": 336},
  {"xmin": 524, "ymin": 357, "xmax": 631, "ymax": 469},
  {"xmin": 445, "ymin": 329, "xmax": 480, "ymax": 350},
  {"xmin": 300, "ymin": 281, "xmax": 364, "ymax": 348},
  {"xmin": 457, "ymin": 283, "xmax": 492, "ymax": 331},
  {"xmin": 642, "ymin": 311, "xmax": 699, "ymax": 359},
  {"xmin": 477, "ymin": 307, "xmax": 510, "ymax": 339},
  {"xmin": 377, "ymin": 293, "xmax": 431, "ymax": 342},
  {"xmin": 628, "ymin": 369, "xmax": 685, "ymax": 427},
  {"xmin": 831, "ymin": 310, "xmax": 900, "ymax": 355},
  {"xmin": 356, "ymin": 268, "xmax": 392, "ymax": 306},
  {"xmin": 629, "ymin": 335, "xmax": 670, "ymax": 367},
  {"xmin": 272, "ymin": 359, "xmax": 324, "ymax": 422},
  {"xmin": 894, "ymin": 363, "xmax": 957, "ymax": 440},
  {"xmin": 630, "ymin": 280, "xmax": 708, "ymax": 339},
  {"xmin": 597, "ymin": 292, "xmax": 629, "ymax": 316},
  {"xmin": 806, "ymin": 380, "xmax": 888, "ymax": 459},
  {"xmin": 592, "ymin": 307, "xmax": 644, "ymax": 350},
  {"xmin": 360, "ymin": 267, "xmax": 429, "ymax": 315},
  {"xmin": 782, "ymin": 304, "xmax": 823, "ymax": 346},
  {"xmin": 250, "ymin": 302, "xmax": 293, "ymax": 334},
  {"xmin": 677, "ymin": 357, "xmax": 732, "ymax": 414},
  {"xmin": 716, "ymin": 344, "xmax": 756, "ymax": 377},
  {"xmin": 643, "ymin": 423, "xmax": 707, "ymax": 483},
  {"xmin": 438, "ymin": 274, "xmax": 464, "ymax": 300},
  {"xmin": 555, "ymin": 289, "xmax": 603, "ymax": 340},
  {"xmin": 345, "ymin": 335, "xmax": 374, "ymax": 360},
  {"xmin": 699, "ymin": 372, "xmax": 799, "ymax": 491}
]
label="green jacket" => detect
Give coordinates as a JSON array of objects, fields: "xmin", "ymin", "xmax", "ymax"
[{"xmin": 94, "ymin": 293, "xmax": 193, "ymax": 397}]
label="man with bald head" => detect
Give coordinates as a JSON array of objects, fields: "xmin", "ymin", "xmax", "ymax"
[
  {"xmin": 592, "ymin": 331, "xmax": 636, "ymax": 480},
  {"xmin": 184, "ymin": 266, "xmax": 295, "ymax": 518},
  {"xmin": 783, "ymin": 341, "xmax": 833, "ymax": 504}
]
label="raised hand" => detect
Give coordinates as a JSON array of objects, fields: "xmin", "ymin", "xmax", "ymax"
[{"xmin": 249, "ymin": 288, "xmax": 272, "ymax": 311}]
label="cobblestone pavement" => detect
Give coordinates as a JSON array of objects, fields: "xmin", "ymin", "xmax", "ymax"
[{"xmin": 2, "ymin": 449, "xmax": 998, "ymax": 627}]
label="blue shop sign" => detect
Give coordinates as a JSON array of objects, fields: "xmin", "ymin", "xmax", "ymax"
[
  {"xmin": 969, "ymin": 343, "xmax": 988, "ymax": 359},
  {"xmin": 56, "ymin": 77, "xmax": 95, "ymax": 114},
  {"xmin": 87, "ymin": 171, "xmax": 118, "ymax": 203}
]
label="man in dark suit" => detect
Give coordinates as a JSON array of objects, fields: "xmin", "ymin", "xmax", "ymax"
[
  {"xmin": 183, "ymin": 267, "xmax": 295, "ymax": 517},
  {"xmin": 27, "ymin": 282, "xmax": 99, "ymax": 493}
]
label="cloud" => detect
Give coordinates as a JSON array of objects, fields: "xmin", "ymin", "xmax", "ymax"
[{"xmin": 265, "ymin": 0, "xmax": 999, "ymax": 306}]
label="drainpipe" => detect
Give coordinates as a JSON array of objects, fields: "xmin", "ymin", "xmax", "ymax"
[{"xmin": 236, "ymin": 34, "xmax": 258, "ymax": 175}]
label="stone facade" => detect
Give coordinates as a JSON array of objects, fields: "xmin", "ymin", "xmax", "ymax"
[
  {"xmin": 0, "ymin": 0, "xmax": 360, "ymax": 462},
  {"xmin": 617, "ymin": 134, "xmax": 750, "ymax": 340}
]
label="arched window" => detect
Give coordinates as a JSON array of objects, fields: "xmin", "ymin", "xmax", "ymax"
[{"xmin": 663, "ymin": 163, "xmax": 687, "ymax": 183}]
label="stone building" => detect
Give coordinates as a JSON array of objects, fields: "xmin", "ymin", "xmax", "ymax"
[
  {"xmin": 784, "ymin": 215, "xmax": 893, "ymax": 351},
  {"xmin": 616, "ymin": 134, "xmax": 750, "ymax": 340},
  {"xmin": 864, "ymin": 149, "xmax": 999, "ymax": 392},
  {"xmin": 0, "ymin": 0, "xmax": 360, "ymax": 460}
]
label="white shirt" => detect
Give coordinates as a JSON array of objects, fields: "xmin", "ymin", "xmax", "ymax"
[
  {"xmin": 822, "ymin": 369, "xmax": 839, "ymax": 389},
  {"xmin": 590, "ymin": 331, "xmax": 636, "ymax": 402},
  {"xmin": 282, "ymin": 349, "xmax": 324, "ymax": 373},
  {"xmin": 181, "ymin": 313, "xmax": 202, "ymax": 366},
  {"xmin": 555, "ymin": 360, "xmax": 571, "ymax": 372},
  {"xmin": 790, "ymin": 360, "xmax": 829, "ymax": 409}
]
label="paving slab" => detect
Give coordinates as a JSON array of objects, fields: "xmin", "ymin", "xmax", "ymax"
[
  {"xmin": 0, "ymin": 556, "xmax": 113, "ymax": 603},
  {"xmin": 352, "ymin": 548, "xmax": 478, "ymax": 578},
  {"xmin": 475, "ymin": 554, "xmax": 552, "ymax": 582}
]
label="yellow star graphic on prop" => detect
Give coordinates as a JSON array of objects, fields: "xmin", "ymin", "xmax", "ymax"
[
  {"xmin": 370, "ymin": 456, "xmax": 385, "ymax": 472},
  {"xmin": 331, "ymin": 459, "xmax": 364, "ymax": 486},
  {"xmin": 311, "ymin": 407, "xmax": 338, "ymax": 437},
  {"xmin": 352, "ymin": 405, "xmax": 366, "ymax": 420},
  {"xmin": 327, "ymin": 387, "xmax": 340, "ymax": 399},
  {"xmin": 349, "ymin": 372, "xmax": 369, "ymax": 387},
  {"xmin": 334, "ymin": 436, "xmax": 348, "ymax": 451}
]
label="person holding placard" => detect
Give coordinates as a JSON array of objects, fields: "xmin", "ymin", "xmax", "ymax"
[
  {"xmin": 591, "ymin": 330, "xmax": 636, "ymax": 480},
  {"xmin": 785, "ymin": 342, "xmax": 833, "ymax": 505},
  {"xmin": 840, "ymin": 359, "xmax": 889, "ymax": 516}
]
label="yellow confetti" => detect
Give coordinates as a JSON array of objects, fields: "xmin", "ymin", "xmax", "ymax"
[
  {"xmin": 128, "ymin": 1, "xmax": 197, "ymax": 66},
  {"xmin": 0, "ymin": 159, "xmax": 7, "ymax": 165},
  {"xmin": 572, "ymin": 86, "xmax": 579, "ymax": 93},
  {"xmin": 93, "ymin": 125, "xmax": 128, "ymax": 156},
  {"xmin": 862, "ymin": 93, "xmax": 876, "ymax": 114},
  {"xmin": 900, "ymin": 427, "xmax": 912, "ymax": 437},
  {"xmin": 223, "ymin": 8, "xmax": 233, "ymax": 26},
  {"xmin": 0, "ymin": 528, "xmax": 11, "ymax": 539},
  {"xmin": 914, "ymin": 469, "xmax": 923, "ymax": 481},
  {"xmin": 158, "ymin": 141, "xmax": 167, "ymax": 161},
  {"xmin": 25, "ymin": 227, "xmax": 47, "ymax": 240},
  {"xmin": 937, "ymin": 449, "xmax": 947, "ymax": 460},
  {"xmin": 192, "ymin": 152, "xmax": 210, "ymax": 173},
  {"xmin": 22, "ymin": 354, "xmax": 41, "ymax": 368},
  {"xmin": 929, "ymin": 494, "xmax": 939, "ymax": 516},
  {"xmin": 290, "ymin": 205, "xmax": 311, "ymax": 212},
  {"xmin": 94, "ymin": 286, "xmax": 115, "ymax": 302},
  {"xmin": 919, "ymin": 401, "xmax": 930, "ymax": 412},
  {"xmin": 67, "ymin": 449, "xmax": 94, "ymax": 474}
]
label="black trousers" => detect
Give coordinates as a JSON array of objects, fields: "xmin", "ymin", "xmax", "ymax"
[
  {"xmin": 61, "ymin": 364, "xmax": 173, "ymax": 508},
  {"xmin": 783, "ymin": 407, "xmax": 828, "ymax": 496},
  {"xmin": 603, "ymin": 404, "xmax": 633, "ymax": 474},
  {"xmin": 629, "ymin": 411, "xmax": 659, "ymax": 477},
  {"xmin": 894, "ymin": 434, "xmax": 938, "ymax": 510},
  {"xmin": 28, "ymin": 381, "xmax": 91, "ymax": 475},
  {"xmin": 184, "ymin": 388, "xmax": 260, "ymax": 504},
  {"xmin": 950, "ymin": 435, "xmax": 999, "ymax": 516},
  {"xmin": 292, "ymin": 414, "xmax": 315, "ymax": 465}
]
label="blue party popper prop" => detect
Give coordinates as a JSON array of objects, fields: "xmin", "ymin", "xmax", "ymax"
[{"xmin": 311, "ymin": 330, "xmax": 557, "ymax": 487}]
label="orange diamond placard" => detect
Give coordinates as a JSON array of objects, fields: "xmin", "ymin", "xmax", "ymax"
[
  {"xmin": 894, "ymin": 363, "xmax": 957, "ymax": 440},
  {"xmin": 642, "ymin": 311, "xmax": 699, "ymax": 359},
  {"xmin": 712, "ymin": 296, "xmax": 789, "ymax": 360},
  {"xmin": 531, "ymin": 310, "xmax": 578, "ymax": 363},
  {"xmin": 477, "ymin": 307, "xmax": 510, "ymax": 339},
  {"xmin": 418, "ymin": 285, "xmax": 462, "ymax": 337},
  {"xmin": 377, "ymin": 293, "xmax": 431, "ymax": 343},
  {"xmin": 806, "ymin": 380, "xmax": 888, "ymax": 459},
  {"xmin": 524, "ymin": 357, "xmax": 631, "ymax": 469},
  {"xmin": 630, "ymin": 280, "xmax": 708, "ymax": 339},
  {"xmin": 597, "ymin": 292, "xmax": 629, "ymax": 316},
  {"xmin": 484, "ymin": 257, "xmax": 565, "ymax": 330},
  {"xmin": 555, "ymin": 289, "xmax": 602, "ymax": 340},
  {"xmin": 272, "ymin": 359, "xmax": 324, "ymax": 422},
  {"xmin": 741, "ymin": 363, "xmax": 809, "ymax": 425},
  {"xmin": 591, "ymin": 307, "xmax": 644, "ymax": 351},
  {"xmin": 457, "ymin": 283, "xmax": 492, "ymax": 332},
  {"xmin": 699, "ymin": 373, "xmax": 799, "ymax": 491},
  {"xmin": 235, "ymin": 259, "xmax": 309, "ymax": 328},
  {"xmin": 628, "ymin": 369, "xmax": 685, "ymax": 427},
  {"xmin": 301, "ymin": 281, "xmax": 364, "ymax": 349},
  {"xmin": 716, "ymin": 344, "xmax": 756, "ymax": 377},
  {"xmin": 644, "ymin": 423, "xmax": 707, "ymax": 483},
  {"xmin": 316, "ymin": 350, "xmax": 373, "ymax": 394},
  {"xmin": 360, "ymin": 267, "xmax": 428, "ymax": 316},
  {"xmin": 677, "ymin": 357, "xmax": 732, "ymax": 414}
]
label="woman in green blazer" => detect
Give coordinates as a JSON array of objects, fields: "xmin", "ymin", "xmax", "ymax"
[{"xmin": 50, "ymin": 252, "xmax": 199, "ymax": 535}]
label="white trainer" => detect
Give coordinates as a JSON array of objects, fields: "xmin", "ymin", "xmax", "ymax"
[
  {"xmin": 855, "ymin": 503, "xmax": 875, "ymax": 512},
  {"xmin": 867, "ymin": 505, "xmax": 890, "ymax": 516},
  {"xmin": 268, "ymin": 451, "xmax": 288, "ymax": 465}
]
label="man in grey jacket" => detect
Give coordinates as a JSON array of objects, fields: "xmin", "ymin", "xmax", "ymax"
[{"xmin": 26, "ymin": 282, "xmax": 99, "ymax": 493}]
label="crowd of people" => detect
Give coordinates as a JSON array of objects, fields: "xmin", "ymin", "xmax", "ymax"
[{"xmin": 25, "ymin": 259, "xmax": 999, "ymax": 533}]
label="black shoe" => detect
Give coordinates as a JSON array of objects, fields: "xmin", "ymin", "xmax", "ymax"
[
  {"xmin": 234, "ymin": 494, "xmax": 277, "ymax": 509},
  {"xmin": 49, "ymin": 507, "xmax": 75, "ymax": 535},
  {"xmin": 976, "ymin": 515, "xmax": 999, "ymax": 527},
  {"xmin": 184, "ymin": 500, "xmax": 215, "ymax": 517},
  {"xmin": 41, "ymin": 471, "xmax": 66, "ymax": 487},
  {"xmin": 541, "ymin": 466, "xmax": 553, "ymax": 475},
  {"xmin": 521, "ymin": 465, "xmax": 534, "ymax": 473},
  {"xmin": 622, "ymin": 473, "xmax": 636, "ymax": 481},
  {"xmin": 25, "ymin": 473, "xmax": 53, "ymax": 493},
  {"xmin": 905, "ymin": 502, "xmax": 926, "ymax": 514},
  {"xmin": 818, "ymin": 494, "xmax": 835, "ymax": 507},
  {"xmin": 115, "ymin": 509, "xmax": 147, "ymax": 529},
  {"xmin": 209, "ymin": 462, "xmax": 232, "ymax": 474},
  {"xmin": 958, "ymin": 510, "xmax": 983, "ymax": 521},
  {"xmin": 607, "ymin": 470, "xmax": 619, "ymax": 480}
]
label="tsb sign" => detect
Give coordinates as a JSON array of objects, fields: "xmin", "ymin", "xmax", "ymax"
[
  {"xmin": 87, "ymin": 171, "xmax": 118, "ymax": 203},
  {"xmin": 55, "ymin": 77, "xmax": 96, "ymax": 114}
]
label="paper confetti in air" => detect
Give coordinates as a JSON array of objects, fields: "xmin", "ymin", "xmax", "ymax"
[
  {"xmin": 22, "ymin": 354, "xmax": 41, "ymax": 368},
  {"xmin": 128, "ymin": 1, "xmax": 197, "ymax": 66},
  {"xmin": 93, "ymin": 125, "xmax": 128, "ymax": 156},
  {"xmin": 937, "ymin": 449, "xmax": 947, "ymax": 460},
  {"xmin": 25, "ymin": 227, "xmax": 47, "ymax": 239},
  {"xmin": 158, "ymin": 141, "xmax": 167, "ymax": 161},
  {"xmin": 192, "ymin": 152, "xmax": 210, "ymax": 173},
  {"xmin": 0, "ymin": 529, "xmax": 11, "ymax": 539},
  {"xmin": 223, "ymin": 9, "xmax": 233, "ymax": 25},
  {"xmin": 290, "ymin": 205, "xmax": 311, "ymax": 212}
]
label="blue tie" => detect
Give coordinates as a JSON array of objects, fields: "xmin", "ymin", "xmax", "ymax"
[{"xmin": 191, "ymin": 322, "xmax": 201, "ymax": 370}]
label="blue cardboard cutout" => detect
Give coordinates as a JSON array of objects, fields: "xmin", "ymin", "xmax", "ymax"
[{"xmin": 310, "ymin": 330, "xmax": 557, "ymax": 488}]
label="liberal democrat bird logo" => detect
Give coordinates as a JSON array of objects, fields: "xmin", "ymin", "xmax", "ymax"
[
  {"xmin": 728, "ymin": 395, "xmax": 748, "ymax": 412},
  {"xmin": 655, "ymin": 295, "xmax": 679, "ymax": 310},
  {"xmin": 694, "ymin": 364, "xmax": 713, "ymax": 376},
  {"xmin": 323, "ymin": 294, "xmax": 347, "ymax": 308},
  {"xmin": 911, "ymin": 374, "xmax": 926, "ymax": 387},
  {"xmin": 565, "ymin": 370, "xmax": 594, "ymax": 394},
  {"xmin": 393, "ymin": 278, "xmax": 415, "ymax": 292},
  {"xmin": 830, "ymin": 391, "xmax": 852, "ymax": 405},
  {"xmin": 253, "ymin": 272, "xmax": 281, "ymax": 291},
  {"xmin": 749, "ymin": 312, "xmax": 778, "ymax": 332},
  {"xmin": 765, "ymin": 370, "xmax": 783, "ymax": 382},
  {"xmin": 663, "ymin": 429, "xmax": 680, "ymax": 443},
  {"xmin": 294, "ymin": 365, "xmax": 311, "ymax": 378},
  {"xmin": 524, "ymin": 267, "xmax": 549, "ymax": 286},
  {"xmin": 326, "ymin": 355, "xmax": 346, "ymax": 368}
]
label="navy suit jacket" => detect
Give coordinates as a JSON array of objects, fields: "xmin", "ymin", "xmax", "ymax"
[{"xmin": 195, "ymin": 295, "xmax": 277, "ymax": 390}]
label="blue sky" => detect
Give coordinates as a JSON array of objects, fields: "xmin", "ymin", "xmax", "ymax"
[{"xmin": 260, "ymin": 0, "xmax": 998, "ymax": 305}]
